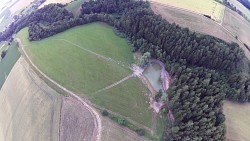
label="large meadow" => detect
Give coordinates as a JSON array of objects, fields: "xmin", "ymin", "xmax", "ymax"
[{"xmin": 17, "ymin": 22, "xmax": 164, "ymax": 138}]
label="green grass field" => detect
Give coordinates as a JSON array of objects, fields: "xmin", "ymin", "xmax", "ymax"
[
  {"xmin": 17, "ymin": 22, "xmax": 156, "ymax": 132},
  {"xmin": 66, "ymin": 0, "xmax": 87, "ymax": 16}
]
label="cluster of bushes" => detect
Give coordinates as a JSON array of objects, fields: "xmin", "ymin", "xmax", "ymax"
[
  {"xmin": 1, "ymin": 50, "xmax": 7, "ymax": 60},
  {"xmin": 102, "ymin": 110, "xmax": 146, "ymax": 136}
]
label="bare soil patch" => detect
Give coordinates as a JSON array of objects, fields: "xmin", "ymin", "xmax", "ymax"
[{"xmin": 60, "ymin": 96, "xmax": 97, "ymax": 141}]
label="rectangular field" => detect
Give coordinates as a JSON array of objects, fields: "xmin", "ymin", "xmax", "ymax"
[
  {"xmin": 150, "ymin": 0, "xmax": 224, "ymax": 22},
  {"xmin": 224, "ymin": 101, "xmax": 250, "ymax": 141}
]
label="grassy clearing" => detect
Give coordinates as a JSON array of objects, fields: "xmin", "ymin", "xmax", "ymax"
[
  {"xmin": 224, "ymin": 100, "xmax": 250, "ymax": 141},
  {"xmin": 151, "ymin": 0, "xmax": 224, "ymax": 22},
  {"xmin": 17, "ymin": 23, "xmax": 155, "ymax": 132},
  {"xmin": 66, "ymin": 0, "xmax": 87, "ymax": 16},
  {"xmin": 17, "ymin": 25, "xmax": 132, "ymax": 94}
]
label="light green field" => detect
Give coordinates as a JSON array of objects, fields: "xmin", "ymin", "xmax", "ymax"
[
  {"xmin": 151, "ymin": 0, "xmax": 224, "ymax": 22},
  {"xmin": 91, "ymin": 77, "xmax": 152, "ymax": 127},
  {"xmin": 224, "ymin": 101, "xmax": 250, "ymax": 141},
  {"xmin": 17, "ymin": 22, "xmax": 156, "ymax": 132}
]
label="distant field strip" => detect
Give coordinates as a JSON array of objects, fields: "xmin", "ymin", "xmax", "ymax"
[
  {"xmin": 39, "ymin": 0, "xmax": 73, "ymax": 8},
  {"xmin": 150, "ymin": 0, "xmax": 224, "ymax": 22}
]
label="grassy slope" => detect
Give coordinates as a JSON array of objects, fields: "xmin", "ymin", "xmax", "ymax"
[
  {"xmin": 224, "ymin": 101, "xmax": 250, "ymax": 141},
  {"xmin": 17, "ymin": 22, "xmax": 154, "ymax": 129},
  {"xmin": 151, "ymin": 0, "xmax": 224, "ymax": 22},
  {"xmin": 91, "ymin": 77, "xmax": 152, "ymax": 127}
]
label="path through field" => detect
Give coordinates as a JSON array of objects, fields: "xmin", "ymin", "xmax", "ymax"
[
  {"xmin": 16, "ymin": 38, "xmax": 102, "ymax": 141},
  {"xmin": 52, "ymin": 39, "xmax": 132, "ymax": 70}
]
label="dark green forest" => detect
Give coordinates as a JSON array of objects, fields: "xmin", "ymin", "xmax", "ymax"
[{"xmin": 0, "ymin": 0, "xmax": 250, "ymax": 140}]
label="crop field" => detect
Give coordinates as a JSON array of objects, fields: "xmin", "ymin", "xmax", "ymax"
[
  {"xmin": 39, "ymin": 0, "xmax": 73, "ymax": 8},
  {"xmin": 227, "ymin": 0, "xmax": 250, "ymax": 20},
  {"xmin": 0, "ymin": 57, "xmax": 62, "ymax": 141},
  {"xmin": 150, "ymin": 3, "xmax": 250, "ymax": 60},
  {"xmin": 17, "ymin": 22, "xmax": 156, "ymax": 132},
  {"xmin": 224, "ymin": 101, "xmax": 250, "ymax": 141},
  {"xmin": 9, "ymin": 0, "xmax": 34, "ymax": 14},
  {"xmin": 223, "ymin": 8, "xmax": 250, "ymax": 51},
  {"xmin": 150, "ymin": 0, "xmax": 224, "ymax": 22}
]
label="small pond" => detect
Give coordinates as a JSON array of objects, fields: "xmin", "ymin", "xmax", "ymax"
[
  {"xmin": 143, "ymin": 62, "xmax": 163, "ymax": 92},
  {"xmin": 0, "ymin": 42, "xmax": 20, "ymax": 89}
]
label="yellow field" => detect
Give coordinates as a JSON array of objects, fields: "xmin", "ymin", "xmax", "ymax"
[
  {"xmin": 150, "ymin": 0, "xmax": 224, "ymax": 22},
  {"xmin": 224, "ymin": 101, "xmax": 250, "ymax": 141},
  {"xmin": 39, "ymin": 0, "xmax": 73, "ymax": 8},
  {"xmin": 0, "ymin": 57, "xmax": 62, "ymax": 141}
]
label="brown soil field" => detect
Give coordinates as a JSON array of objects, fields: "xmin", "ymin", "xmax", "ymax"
[
  {"xmin": 101, "ymin": 116, "xmax": 150, "ymax": 141},
  {"xmin": 59, "ymin": 96, "xmax": 97, "ymax": 141},
  {"xmin": 0, "ymin": 57, "xmax": 62, "ymax": 141},
  {"xmin": 150, "ymin": 2, "xmax": 250, "ymax": 59},
  {"xmin": 9, "ymin": 0, "xmax": 35, "ymax": 14},
  {"xmin": 223, "ymin": 8, "xmax": 250, "ymax": 49},
  {"xmin": 224, "ymin": 101, "xmax": 250, "ymax": 141}
]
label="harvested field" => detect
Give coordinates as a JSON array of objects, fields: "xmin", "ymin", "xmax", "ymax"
[
  {"xmin": 150, "ymin": 0, "xmax": 224, "ymax": 22},
  {"xmin": 0, "ymin": 57, "xmax": 62, "ymax": 141},
  {"xmin": 227, "ymin": 0, "xmax": 250, "ymax": 20},
  {"xmin": 223, "ymin": 8, "xmax": 250, "ymax": 51},
  {"xmin": 9, "ymin": 0, "xmax": 34, "ymax": 14},
  {"xmin": 39, "ymin": 0, "xmax": 73, "ymax": 8},
  {"xmin": 101, "ymin": 116, "xmax": 150, "ymax": 141},
  {"xmin": 60, "ymin": 97, "xmax": 96, "ymax": 141},
  {"xmin": 150, "ymin": 3, "xmax": 250, "ymax": 59},
  {"xmin": 224, "ymin": 100, "xmax": 250, "ymax": 141}
]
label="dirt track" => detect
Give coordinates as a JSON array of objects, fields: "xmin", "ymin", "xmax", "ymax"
[{"xmin": 17, "ymin": 38, "xmax": 102, "ymax": 141}]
